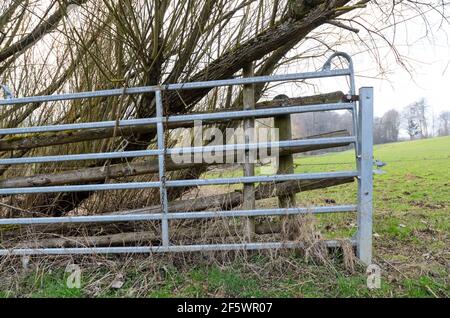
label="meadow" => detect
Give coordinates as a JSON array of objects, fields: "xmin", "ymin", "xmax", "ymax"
[{"xmin": 0, "ymin": 136, "xmax": 448, "ymax": 298}]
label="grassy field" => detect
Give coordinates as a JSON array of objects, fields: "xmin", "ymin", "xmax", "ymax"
[{"xmin": 0, "ymin": 136, "xmax": 448, "ymax": 298}]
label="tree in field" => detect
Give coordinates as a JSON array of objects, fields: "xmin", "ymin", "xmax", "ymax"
[
  {"xmin": 406, "ymin": 120, "xmax": 420, "ymax": 140},
  {"xmin": 403, "ymin": 98, "xmax": 430, "ymax": 140},
  {"xmin": 438, "ymin": 111, "xmax": 450, "ymax": 136},
  {"xmin": 0, "ymin": 1, "xmax": 449, "ymax": 215}
]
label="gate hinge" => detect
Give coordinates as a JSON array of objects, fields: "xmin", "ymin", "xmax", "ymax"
[{"xmin": 342, "ymin": 94, "xmax": 359, "ymax": 102}]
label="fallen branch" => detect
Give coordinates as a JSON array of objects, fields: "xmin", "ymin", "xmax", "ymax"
[
  {"xmin": 0, "ymin": 175, "xmax": 354, "ymax": 239},
  {"xmin": 0, "ymin": 92, "xmax": 344, "ymax": 152},
  {"xmin": 116, "ymin": 176, "xmax": 354, "ymax": 215},
  {"xmin": 8, "ymin": 222, "xmax": 285, "ymax": 248},
  {"xmin": 0, "ymin": 130, "xmax": 350, "ymax": 189}
]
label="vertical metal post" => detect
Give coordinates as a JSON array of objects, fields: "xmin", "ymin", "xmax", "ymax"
[
  {"xmin": 357, "ymin": 87, "xmax": 373, "ymax": 265},
  {"xmin": 155, "ymin": 89, "xmax": 169, "ymax": 246},
  {"xmin": 273, "ymin": 95, "xmax": 296, "ymax": 239},
  {"xmin": 348, "ymin": 64, "xmax": 359, "ymax": 160},
  {"xmin": 243, "ymin": 63, "xmax": 256, "ymax": 241},
  {"xmin": 351, "ymin": 102, "xmax": 359, "ymax": 155}
]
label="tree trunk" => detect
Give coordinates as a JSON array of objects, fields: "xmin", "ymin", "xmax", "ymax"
[
  {"xmin": 0, "ymin": 92, "xmax": 344, "ymax": 152},
  {"xmin": 0, "ymin": 130, "xmax": 350, "ymax": 189}
]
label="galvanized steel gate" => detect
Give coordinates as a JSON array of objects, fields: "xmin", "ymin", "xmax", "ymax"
[{"xmin": 0, "ymin": 53, "xmax": 374, "ymax": 264}]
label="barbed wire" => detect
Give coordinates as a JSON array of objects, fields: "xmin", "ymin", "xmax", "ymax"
[{"xmin": 294, "ymin": 157, "xmax": 449, "ymax": 167}]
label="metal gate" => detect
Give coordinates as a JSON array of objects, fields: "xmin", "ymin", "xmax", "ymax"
[{"xmin": 0, "ymin": 52, "xmax": 373, "ymax": 264}]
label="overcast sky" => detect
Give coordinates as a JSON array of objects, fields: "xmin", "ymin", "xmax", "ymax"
[
  {"xmin": 338, "ymin": 6, "xmax": 450, "ymax": 119},
  {"xmin": 270, "ymin": 6, "xmax": 450, "ymax": 138},
  {"xmin": 353, "ymin": 20, "xmax": 450, "ymax": 118},
  {"xmin": 264, "ymin": 4, "xmax": 450, "ymax": 137}
]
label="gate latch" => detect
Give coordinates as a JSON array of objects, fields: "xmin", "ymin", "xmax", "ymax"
[{"xmin": 373, "ymin": 159, "xmax": 386, "ymax": 175}]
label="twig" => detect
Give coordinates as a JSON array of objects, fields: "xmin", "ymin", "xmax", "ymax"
[{"xmin": 327, "ymin": 20, "xmax": 359, "ymax": 33}]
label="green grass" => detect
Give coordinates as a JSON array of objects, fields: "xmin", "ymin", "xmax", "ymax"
[
  {"xmin": 12, "ymin": 269, "xmax": 84, "ymax": 298},
  {"xmin": 296, "ymin": 137, "xmax": 449, "ymax": 241},
  {"xmin": 1, "ymin": 136, "xmax": 449, "ymax": 298}
]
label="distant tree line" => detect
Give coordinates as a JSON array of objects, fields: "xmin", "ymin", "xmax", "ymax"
[
  {"xmin": 291, "ymin": 111, "xmax": 353, "ymax": 153},
  {"xmin": 292, "ymin": 111, "xmax": 353, "ymax": 139},
  {"xmin": 374, "ymin": 109, "xmax": 401, "ymax": 144},
  {"xmin": 437, "ymin": 110, "xmax": 450, "ymax": 137},
  {"xmin": 291, "ymin": 98, "xmax": 449, "ymax": 146}
]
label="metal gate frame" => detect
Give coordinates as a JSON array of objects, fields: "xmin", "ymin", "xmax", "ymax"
[{"xmin": 0, "ymin": 52, "xmax": 373, "ymax": 265}]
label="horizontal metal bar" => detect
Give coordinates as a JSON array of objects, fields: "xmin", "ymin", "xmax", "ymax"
[
  {"xmin": 0, "ymin": 118, "xmax": 157, "ymax": 135},
  {"xmin": 0, "ymin": 149, "xmax": 161, "ymax": 165},
  {"xmin": 171, "ymin": 205, "xmax": 357, "ymax": 219},
  {"xmin": 0, "ymin": 69, "xmax": 351, "ymax": 107},
  {"xmin": 0, "ymin": 102, "xmax": 353, "ymax": 135},
  {"xmin": 0, "ymin": 136, "xmax": 354, "ymax": 165},
  {"xmin": 0, "ymin": 181, "xmax": 146, "ymax": 194},
  {"xmin": 0, "ymin": 205, "xmax": 357, "ymax": 225},
  {"xmin": 164, "ymin": 69, "xmax": 352, "ymax": 91},
  {"xmin": 167, "ymin": 102, "xmax": 353, "ymax": 123},
  {"xmin": 0, "ymin": 86, "xmax": 152, "ymax": 107},
  {"xmin": 0, "ymin": 171, "xmax": 358, "ymax": 195},
  {"xmin": 168, "ymin": 136, "xmax": 356, "ymax": 156},
  {"xmin": 0, "ymin": 240, "xmax": 356, "ymax": 256},
  {"xmin": 167, "ymin": 171, "xmax": 358, "ymax": 187}
]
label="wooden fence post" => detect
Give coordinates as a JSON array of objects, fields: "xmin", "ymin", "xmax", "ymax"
[
  {"xmin": 273, "ymin": 95, "xmax": 296, "ymax": 239},
  {"xmin": 243, "ymin": 63, "xmax": 255, "ymax": 240}
]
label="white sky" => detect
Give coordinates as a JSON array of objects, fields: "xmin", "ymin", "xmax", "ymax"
[
  {"xmin": 269, "ymin": 6, "xmax": 450, "ymax": 138},
  {"xmin": 336, "ymin": 6, "xmax": 450, "ymax": 119},
  {"xmin": 353, "ymin": 22, "xmax": 450, "ymax": 118}
]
